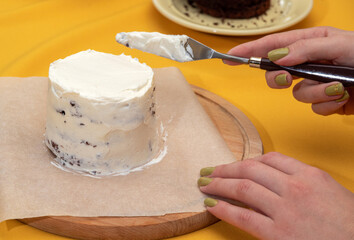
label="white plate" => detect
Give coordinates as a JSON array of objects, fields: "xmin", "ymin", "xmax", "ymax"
[{"xmin": 152, "ymin": 0, "xmax": 313, "ymax": 36}]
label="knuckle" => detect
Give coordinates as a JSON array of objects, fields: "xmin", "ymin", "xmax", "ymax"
[
  {"xmin": 234, "ymin": 179, "xmax": 252, "ymax": 196},
  {"xmin": 265, "ymin": 71, "xmax": 274, "ymax": 86},
  {"xmin": 292, "ymin": 90, "xmax": 301, "ymax": 102},
  {"xmin": 237, "ymin": 209, "xmax": 254, "ymax": 224},
  {"xmin": 291, "ymin": 39, "xmax": 307, "ymax": 53},
  {"xmin": 291, "ymin": 39, "xmax": 317, "ymax": 63},
  {"xmin": 313, "ymin": 26, "xmax": 332, "ymax": 37},
  {"xmin": 293, "ymin": 82, "xmax": 324, "ymax": 103},
  {"xmin": 288, "ymin": 179, "xmax": 307, "ymax": 192},
  {"xmin": 273, "ymin": 225, "xmax": 295, "ymax": 240},
  {"xmin": 238, "ymin": 159, "xmax": 259, "ymax": 172},
  {"xmin": 322, "ymin": 25, "xmax": 335, "ymax": 32},
  {"xmin": 286, "ymin": 178, "xmax": 311, "ymax": 197},
  {"xmin": 286, "ymin": 167, "xmax": 330, "ymax": 197},
  {"xmin": 241, "ymin": 158, "xmax": 258, "ymax": 166},
  {"xmin": 261, "ymin": 34, "xmax": 279, "ymax": 46},
  {"xmin": 264, "ymin": 151, "xmax": 281, "ymax": 158},
  {"xmin": 292, "ymin": 81, "xmax": 305, "ymax": 102},
  {"xmin": 260, "ymin": 152, "xmax": 281, "ymax": 163},
  {"xmin": 342, "ymin": 100, "xmax": 354, "ymax": 115},
  {"xmin": 311, "ymin": 104, "xmax": 332, "ymax": 116},
  {"xmin": 306, "ymin": 166, "xmax": 330, "ymax": 180},
  {"xmin": 331, "ymin": 34, "xmax": 348, "ymax": 45}
]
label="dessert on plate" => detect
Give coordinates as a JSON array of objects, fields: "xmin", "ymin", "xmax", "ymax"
[
  {"xmin": 45, "ymin": 50, "xmax": 163, "ymax": 176},
  {"xmin": 188, "ymin": 0, "xmax": 271, "ymax": 19}
]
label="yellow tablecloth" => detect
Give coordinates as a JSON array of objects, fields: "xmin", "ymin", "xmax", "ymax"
[{"xmin": 0, "ymin": 1, "xmax": 353, "ymax": 239}]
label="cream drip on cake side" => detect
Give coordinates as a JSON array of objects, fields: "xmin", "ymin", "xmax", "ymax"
[
  {"xmin": 45, "ymin": 50, "xmax": 165, "ymax": 176},
  {"xmin": 116, "ymin": 32, "xmax": 194, "ymax": 62}
]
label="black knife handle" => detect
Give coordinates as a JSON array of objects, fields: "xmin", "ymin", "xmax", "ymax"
[{"xmin": 258, "ymin": 58, "xmax": 354, "ymax": 87}]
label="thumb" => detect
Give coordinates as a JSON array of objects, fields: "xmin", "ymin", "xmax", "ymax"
[{"xmin": 268, "ymin": 35, "xmax": 350, "ymax": 67}]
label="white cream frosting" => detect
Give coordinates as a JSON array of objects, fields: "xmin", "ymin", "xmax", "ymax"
[
  {"xmin": 116, "ymin": 32, "xmax": 193, "ymax": 62},
  {"xmin": 49, "ymin": 50, "xmax": 154, "ymax": 101},
  {"xmin": 45, "ymin": 50, "xmax": 163, "ymax": 176}
]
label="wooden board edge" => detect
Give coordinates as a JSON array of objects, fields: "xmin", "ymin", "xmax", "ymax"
[
  {"xmin": 18, "ymin": 86, "xmax": 263, "ymax": 240},
  {"xmin": 192, "ymin": 85, "xmax": 263, "ymax": 159}
]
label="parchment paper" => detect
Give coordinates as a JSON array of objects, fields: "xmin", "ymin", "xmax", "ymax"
[{"xmin": 0, "ymin": 67, "xmax": 237, "ymax": 222}]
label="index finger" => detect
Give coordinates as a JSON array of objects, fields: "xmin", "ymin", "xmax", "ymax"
[{"xmin": 225, "ymin": 26, "xmax": 341, "ymax": 65}]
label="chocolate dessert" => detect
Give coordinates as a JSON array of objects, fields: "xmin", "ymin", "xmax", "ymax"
[{"xmin": 189, "ymin": 0, "xmax": 271, "ymax": 19}]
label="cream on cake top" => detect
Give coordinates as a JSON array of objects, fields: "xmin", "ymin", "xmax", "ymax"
[
  {"xmin": 49, "ymin": 50, "xmax": 154, "ymax": 101},
  {"xmin": 116, "ymin": 32, "xmax": 193, "ymax": 62}
]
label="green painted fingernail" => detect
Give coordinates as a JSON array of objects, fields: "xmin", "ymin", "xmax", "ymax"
[
  {"xmin": 336, "ymin": 90, "xmax": 350, "ymax": 102},
  {"xmin": 200, "ymin": 167, "xmax": 215, "ymax": 176},
  {"xmin": 325, "ymin": 83, "xmax": 344, "ymax": 96},
  {"xmin": 204, "ymin": 198, "xmax": 218, "ymax": 207},
  {"xmin": 198, "ymin": 177, "xmax": 213, "ymax": 186},
  {"xmin": 268, "ymin": 47, "xmax": 289, "ymax": 61},
  {"xmin": 275, "ymin": 73, "xmax": 288, "ymax": 86}
]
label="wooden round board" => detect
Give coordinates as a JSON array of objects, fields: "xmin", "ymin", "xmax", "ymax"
[{"xmin": 20, "ymin": 86, "xmax": 263, "ymax": 240}]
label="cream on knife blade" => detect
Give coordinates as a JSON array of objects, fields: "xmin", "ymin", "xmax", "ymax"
[{"xmin": 116, "ymin": 32, "xmax": 194, "ymax": 62}]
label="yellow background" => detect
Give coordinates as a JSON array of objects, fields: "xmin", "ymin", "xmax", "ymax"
[{"xmin": 0, "ymin": 0, "xmax": 353, "ymax": 239}]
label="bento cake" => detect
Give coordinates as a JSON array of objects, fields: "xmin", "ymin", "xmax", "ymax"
[{"xmin": 45, "ymin": 50, "xmax": 161, "ymax": 176}]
